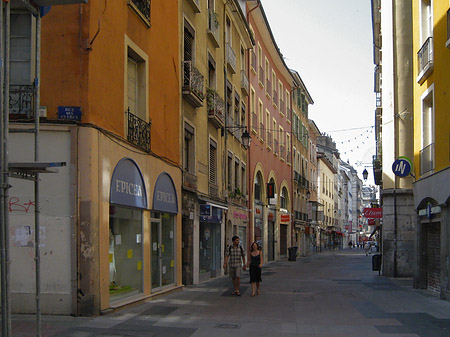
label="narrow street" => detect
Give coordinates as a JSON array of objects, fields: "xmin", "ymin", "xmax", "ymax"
[{"xmin": 12, "ymin": 249, "xmax": 450, "ymax": 337}]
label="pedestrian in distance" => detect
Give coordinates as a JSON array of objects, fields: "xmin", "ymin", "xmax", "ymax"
[
  {"xmin": 364, "ymin": 242, "xmax": 370, "ymax": 256},
  {"xmin": 223, "ymin": 235, "xmax": 246, "ymax": 296},
  {"xmin": 247, "ymin": 241, "xmax": 263, "ymax": 297},
  {"xmin": 348, "ymin": 240, "xmax": 353, "ymax": 249}
]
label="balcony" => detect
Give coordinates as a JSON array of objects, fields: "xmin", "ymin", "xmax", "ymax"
[
  {"xmin": 183, "ymin": 170, "xmax": 198, "ymax": 191},
  {"xmin": 251, "ymin": 111, "xmax": 257, "ymax": 133},
  {"xmin": 241, "ymin": 70, "xmax": 249, "ymax": 96},
  {"xmin": 9, "ymin": 84, "xmax": 35, "ymax": 119},
  {"xmin": 207, "ymin": 9, "xmax": 220, "ymax": 48},
  {"xmin": 266, "ymin": 79, "xmax": 271, "ymax": 97},
  {"xmin": 272, "ymin": 90, "xmax": 278, "ymax": 107},
  {"xmin": 258, "ymin": 66, "xmax": 264, "ymax": 87},
  {"xmin": 294, "ymin": 171, "xmax": 300, "ymax": 184},
  {"xmin": 267, "ymin": 131, "xmax": 272, "ymax": 149},
  {"xmin": 127, "ymin": 0, "xmax": 151, "ymax": 27},
  {"xmin": 273, "ymin": 138, "xmax": 279, "ymax": 155},
  {"xmin": 126, "ymin": 109, "xmax": 151, "ymax": 152},
  {"xmin": 417, "ymin": 37, "xmax": 433, "ymax": 83},
  {"xmin": 250, "ymin": 50, "xmax": 257, "ymax": 73},
  {"xmin": 182, "ymin": 61, "xmax": 205, "ymax": 108},
  {"xmin": 207, "ymin": 88, "xmax": 225, "ymax": 128},
  {"xmin": 279, "ymin": 99, "xmax": 285, "ymax": 115},
  {"xmin": 187, "ymin": 0, "xmax": 201, "ymax": 13},
  {"xmin": 226, "ymin": 43, "xmax": 237, "ymax": 74},
  {"xmin": 420, "ymin": 143, "xmax": 434, "ymax": 175}
]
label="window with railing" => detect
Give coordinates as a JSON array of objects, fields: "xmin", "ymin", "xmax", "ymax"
[
  {"xmin": 128, "ymin": 0, "xmax": 151, "ymax": 27},
  {"xmin": 9, "ymin": 84, "xmax": 35, "ymax": 118},
  {"xmin": 417, "ymin": 36, "xmax": 433, "ymax": 80},
  {"xmin": 126, "ymin": 108, "xmax": 151, "ymax": 152},
  {"xmin": 420, "ymin": 143, "xmax": 434, "ymax": 175}
]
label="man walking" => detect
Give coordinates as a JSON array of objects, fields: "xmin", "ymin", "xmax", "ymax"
[{"xmin": 224, "ymin": 235, "xmax": 246, "ymax": 296}]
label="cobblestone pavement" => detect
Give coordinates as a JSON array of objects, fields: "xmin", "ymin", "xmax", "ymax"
[{"xmin": 9, "ymin": 249, "xmax": 450, "ymax": 336}]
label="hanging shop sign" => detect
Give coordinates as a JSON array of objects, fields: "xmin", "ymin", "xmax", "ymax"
[
  {"xmin": 392, "ymin": 157, "xmax": 412, "ymax": 177},
  {"xmin": 364, "ymin": 207, "xmax": 383, "ymax": 218},
  {"xmin": 110, "ymin": 158, "xmax": 147, "ymax": 209},
  {"xmin": 153, "ymin": 172, "xmax": 178, "ymax": 214},
  {"xmin": 280, "ymin": 214, "xmax": 290, "ymax": 223}
]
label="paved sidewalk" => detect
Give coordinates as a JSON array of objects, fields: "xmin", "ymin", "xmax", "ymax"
[{"xmin": 10, "ymin": 249, "xmax": 450, "ymax": 336}]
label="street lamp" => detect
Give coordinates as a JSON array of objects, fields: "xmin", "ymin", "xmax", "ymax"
[
  {"xmin": 222, "ymin": 125, "xmax": 252, "ymax": 149},
  {"xmin": 362, "ymin": 168, "xmax": 369, "ymax": 181},
  {"xmin": 306, "ymin": 189, "xmax": 311, "ymax": 199}
]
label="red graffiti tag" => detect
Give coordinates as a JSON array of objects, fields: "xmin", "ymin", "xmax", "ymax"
[{"xmin": 9, "ymin": 197, "xmax": 35, "ymax": 213}]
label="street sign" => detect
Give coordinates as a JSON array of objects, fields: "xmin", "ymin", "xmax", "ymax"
[{"xmin": 392, "ymin": 157, "xmax": 412, "ymax": 177}]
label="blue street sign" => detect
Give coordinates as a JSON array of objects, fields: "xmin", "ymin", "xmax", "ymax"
[{"xmin": 392, "ymin": 157, "xmax": 412, "ymax": 177}]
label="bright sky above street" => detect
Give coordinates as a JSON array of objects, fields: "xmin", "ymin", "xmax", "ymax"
[{"xmin": 261, "ymin": 0, "xmax": 376, "ymax": 183}]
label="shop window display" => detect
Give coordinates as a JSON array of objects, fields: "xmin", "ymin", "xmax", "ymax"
[{"xmin": 109, "ymin": 206, "xmax": 143, "ymax": 301}]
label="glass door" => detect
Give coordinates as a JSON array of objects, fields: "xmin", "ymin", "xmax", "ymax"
[{"xmin": 151, "ymin": 220, "xmax": 161, "ymax": 291}]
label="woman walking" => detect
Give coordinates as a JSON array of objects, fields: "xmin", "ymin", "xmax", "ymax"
[{"xmin": 247, "ymin": 241, "xmax": 263, "ymax": 297}]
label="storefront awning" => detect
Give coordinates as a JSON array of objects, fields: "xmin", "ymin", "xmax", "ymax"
[{"xmin": 207, "ymin": 202, "xmax": 228, "ymax": 210}]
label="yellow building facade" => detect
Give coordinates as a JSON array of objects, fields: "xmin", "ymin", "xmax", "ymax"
[{"xmin": 412, "ymin": 0, "xmax": 450, "ymax": 300}]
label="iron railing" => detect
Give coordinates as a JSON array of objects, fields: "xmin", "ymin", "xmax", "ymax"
[
  {"xmin": 251, "ymin": 111, "xmax": 257, "ymax": 132},
  {"xmin": 226, "ymin": 43, "xmax": 236, "ymax": 73},
  {"xmin": 274, "ymin": 138, "xmax": 279, "ymax": 155},
  {"xmin": 182, "ymin": 61, "xmax": 205, "ymax": 106},
  {"xmin": 258, "ymin": 66, "xmax": 264, "ymax": 86},
  {"xmin": 259, "ymin": 122, "xmax": 265, "ymax": 141},
  {"xmin": 266, "ymin": 78, "xmax": 271, "ymax": 96},
  {"xmin": 250, "ymin": 50, "xmax": 257, "ymax": 71},
  {"xmin": 267, "ymin": 131, "xmax": 272, "ymax": 148},
  {"xmin": 280, "ymin": 99, "xmax": 285, "ymax": 115},
  {"xmin": 126, "ymin": 108, "xmax": 151, "ymax": 152},
  {"xmin": 417, "ymin": 37, "xmax": 433, "ymax": 75},
  {"xmin": 280, "ymin": 144, "xmax": 285, "ymax": 160},
  {"xmin": 208, "ymin": 9, "xmax": 220, "ymax": 46},
  {"xmin": 241, "ymin": 70, "xmax": 249, "ymax": 96},
  {"xmin": 128, "ymin": 0, "xmax": 151, "ymax": 25},
  {"xmin": 9, "ymin": 84, "xmax": 36, "ymax": 118},
  {"xmin": 420, "ymin": 143, "xmax": 434, "ymax": 175},
  {"xmin": 206, "ymin": 88, "xmax": 225, "ymax": 128},
  {"xmin": 272, "ymin": 90, "xmax": 278, "ymax": 106}
]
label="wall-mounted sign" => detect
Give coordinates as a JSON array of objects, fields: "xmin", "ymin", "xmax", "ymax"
[
  {"xmin": 153, "ymin": 172, "xmax": 178, "ymax": 214},
  {"xmin": 57, "ymin": 106, "xmax": 82, "ymax": 121},
  {"xmin": 200, "ymin": 204, "xmax": 211, "ymax": 217},
  {"xmin": 110, "ymin": 158, "xmax": 147, "ymax": 209},
  {"xmin": 280, "ymin": 214, "xmax": 290, "ymax": 223},
  {"xmin": 364, "ymin": 207, "xmax": 383, "ymax": 218},
  {"xmin": 267, "ymin": 183, "xmax": 275, "ymax": 198},
  {"xmin": 392, "ymin": 157, "xmax": 412, "ymax": 177}
]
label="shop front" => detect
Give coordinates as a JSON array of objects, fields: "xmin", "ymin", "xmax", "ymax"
[
  {"xmin": 230, "ymin": 206, "xmax": 249, "ymax": 252},
  {"xmin": 109, "ymin": 158, "xmax": 147, "ymax": 303},
  {"xmin": 267, "ymin": 208, "xmax": 276, "ymax": 261},
  {"xmin": 279, "ymin": 213, "xmax": 290, "ymax": 257},
  {"xmin": 151, "ymin": 172, "xmax": 178, "ymax": 292},
  {"xmin": 199, "ymin": 205, "xmax": 223, "ymax": 282}
]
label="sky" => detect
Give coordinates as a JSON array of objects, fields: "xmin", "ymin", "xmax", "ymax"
[{"xmin": 260, "ymin": 0, "xmax": 376, "ymax": 184}]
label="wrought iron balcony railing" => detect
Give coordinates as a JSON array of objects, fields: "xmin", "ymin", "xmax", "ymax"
[
  {"xmin": 206, "ymin": 88, "xmax": 225, "ymax": 128},
  {"xmin": 226, "ymin": 43, "xmax": 237, "ymax": 74},
  {"xmin": 126, "ymin": 108, "xmax": 151, "ymax": 152},
  {"xmin": 9, "ymin": 84, "xmax": 36, "ymax": 118},
  {"xmin": 128, "ymin": 0, "xmax": 151, "ymax": 27},
  {"xmin": 273, "ymin": 138, "xmax": 279, "ymax": 155},
  {"xmin": 266, "ymin": 78, "xmax": 271, "ymax": 96},
  {"xmin": 240, "ymin": 70, "xmax": 249, "ymax": 96},
  {"xmin": 279, "ymin": 99, "xmax": 285, "ymax": 115},
  {"xmin": 420, "ymin": 143, "xmax": 434, "ymax": 175},
  {"xmin": 207, "ymin": 9, "xmax": 220, "ymax": 47},
  {"xmin": 182, "ymin": 61, "xmax": 205, "ymax": 108},
  {"xmin": 258, "ymin": 66, "xmax": 264, "ymax": 86},
  {"xmin": 417, "ymin": 36, "xmax": 433, "ymax": 79},
  {"xmin": 259, "ymin": 122, "xmax": 265, "ymax": 141},
  {"xmin": 250, "ymin": 50, "xmax": 257, "ymax": 72},
  {"xmin": 280, "ymin": 144, "xmax": 285, "ymax": 160},
  {"xmin": 267, "ymin": 131, "xmax": 272, "ymax": 149},
  {"xmin": 272, "ymin": 90, "xmax": 278, "ymax": 107},
  {"xmin": 251, "ymin": 111, "xmax": 258, "ymax": 133}
]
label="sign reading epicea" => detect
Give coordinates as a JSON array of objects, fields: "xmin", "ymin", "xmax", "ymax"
[
  {"xmin": 153, "ymin": 172, "xmax": 178, "ymax": 214},
  {"xmin": 110, "ymin": 158, "xmax": 147, "ymax": 209}
]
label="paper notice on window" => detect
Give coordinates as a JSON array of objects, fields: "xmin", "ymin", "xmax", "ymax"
[
  {"xmin": 136, "ymin": 234, "xmax": 141, "ymax": 243},
  {"xmin": 170, "ymin": 260, "xmax": 174, "ymax": 268},
  {"xmin": 115, "ymin": 235, "xmax": 121, "ymax": 245},
  {"xmin": 161, "ymin": 244, "xmax": 165, "ymax": 253},
  {"xmin": 162, "ymin": 266, "xmax": 166, "ymax": 274},
  {"xmin": 127, "ymin": 249, "xmax": 133, "ymax": 259},
  {"xmin": 170, "ymin": 231, "xmax": 173, "ymax": 239},
  {"xmin": 137, "ymin": 261, "xmax": 142, "ymax": 271},
  {"xmin": 109, "ymin": 253, "xmax": 114, "ymax": 263},
  {"xmin": 153, "ymin": 242, "xmax": 157, "ymax": 251}
]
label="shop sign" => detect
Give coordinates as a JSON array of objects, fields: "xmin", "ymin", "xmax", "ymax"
[
  {"xmin": 153, "ymin": 172, "xmax": 178, "ymax": 214},
  {"xmin": 364, "ymin": 207, "xmax": 383, "ymax": 218},
  {"xmin": 200, "ymin": 207, "xmax": 222, "ymax": 223},
  {"xmin": 110, "ymin": 158, "xmax": 147, "ymax": 209},
  {"xmin": 200, "ymin": 204, "xmax": 212, "ymax": 216},
  {"xmin": 418, "ymin": 205, "xmax": 441, "ymax": 218},
  {"xmin": 254, "ymin": 204, "xmax": 263, "ymax": 219},
  {"xmin": 267, "ymin": 210, "xmax": 275, "ymax": 221},
  {"xmin": 233, "ymin": 211, "xmax": 248, "ymax": 220},
  {"xmin": 280, "ymin": 214, "xmax": 290, "ymax": 223},
  {"xmin": 368, "ymin": 219, "xmax": 375, "ymax": 225},
  {"xmin": 392, "ymin": 157, "xmax": 412, "ymax": 177}
]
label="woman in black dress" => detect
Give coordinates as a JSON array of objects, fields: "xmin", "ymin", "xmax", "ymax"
[{"xmin": 247, "ymin": 241, "xmax": 263, "ymax": 296}]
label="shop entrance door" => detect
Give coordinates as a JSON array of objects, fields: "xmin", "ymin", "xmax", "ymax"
[
  {"xmin": 151, "ymin": 220, "xmax": 162, "ymax": 292},
  {"xmin": 280, "ymin": 224, "xmax": 287, "ymax": 256}
]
